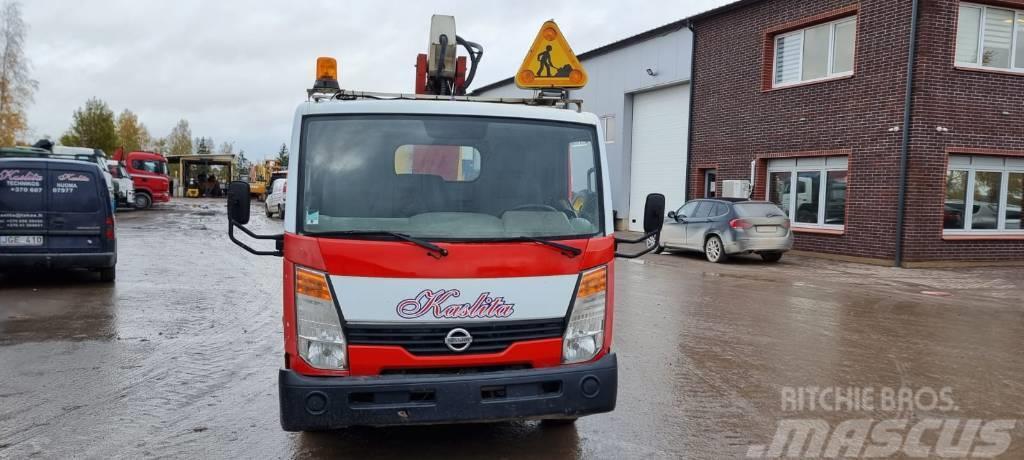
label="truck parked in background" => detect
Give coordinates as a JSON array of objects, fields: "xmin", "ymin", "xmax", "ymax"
[
  {"xmin": 106, "ymin": 160, "xmax": 136, "ymax": 209},
  {"xmin": 248, "ymin": 160, "xmax": 282, "ymax": 202},
  {"xmin": 114, "ymin": 149, "xmax": 170, "ymax": 209}
]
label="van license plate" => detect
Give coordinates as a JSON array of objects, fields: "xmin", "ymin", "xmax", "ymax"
[{"xmin": 0, "ymin": 235, "xmax": 44, "ymax": 246}]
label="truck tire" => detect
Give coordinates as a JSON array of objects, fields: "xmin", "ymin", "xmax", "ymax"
[
  {"xmin": 134, "ymin": 192, "xmax": 152, "ymax": 210},
  {"xmin": 98, "ymin": 267, "xmax": 116, "ymax": 282}
]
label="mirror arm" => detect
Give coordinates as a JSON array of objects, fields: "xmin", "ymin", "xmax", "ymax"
[
  {"xmin": 229, "ymin": 220, "xmax": 284, "ymax": 257},
  {"xmin": 613, "ymin": 230, "xmax": 661, "ymax": 259},
  {"xmin": 614, "ymin": 230, "xmax": 658, "ymax": 245}
]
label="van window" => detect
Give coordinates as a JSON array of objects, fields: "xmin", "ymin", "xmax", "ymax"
[
  {"xmin": 49, "ymin": 170, "xmax": 100, "ymax": 212},
  {"xmin": 0, "ymin": 166, "xmax": 45, "ymax": 212}
]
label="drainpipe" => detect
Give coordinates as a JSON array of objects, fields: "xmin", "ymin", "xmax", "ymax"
[
  {"xmin": 686, "ymin": 21, "xmax": 697, "ymax": 202},
  {"xmin": 894, "ymin": 0, "xmax": 921, "ymax": 268}
]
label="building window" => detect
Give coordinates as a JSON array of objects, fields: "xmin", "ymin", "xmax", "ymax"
[
  {"xmin": 945, "ymin": 155, "xmax": 1024, "ymax": 234},
  {"xmin": 773, "ymin": 16, "xmax": 857, "ymax": 87},
  {"xmin": 956, "ymin": 3, "xmax": 1024, "ymax": 72},
  {"xmin": 600, "ymin": 115, "xmax": 615, "ymax": 143},
  {"xmin": 767, "ymin": 156, "xmax": 848, "ymax": 229}
]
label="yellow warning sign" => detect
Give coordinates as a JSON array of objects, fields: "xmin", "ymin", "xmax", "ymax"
[{"xmin": 515, "ymin": 20, "xmax": 588, "ymax": 89}]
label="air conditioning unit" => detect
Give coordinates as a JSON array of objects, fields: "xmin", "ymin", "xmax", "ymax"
[{"xmin": 721, "ymin": 180, "xmax": 751, "ymax": 199}]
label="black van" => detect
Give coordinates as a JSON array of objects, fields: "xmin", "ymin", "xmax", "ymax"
[{"xmin": 0, "ymin": 156, "xmax": 117, "ymax": 281}]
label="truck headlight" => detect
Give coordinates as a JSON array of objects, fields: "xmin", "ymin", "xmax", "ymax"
[
  {"xmin": 563, "ymin": 265, "xmax": 607, "ymax": 364},
  {"xmin": 295, "ymin": 266, "xmax": 347, "ymax": 370}
]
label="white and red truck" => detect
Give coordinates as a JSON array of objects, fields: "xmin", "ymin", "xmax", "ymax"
[{"xmin": 226, "ymin": 16, "xmax": 665, "ymax": 431}]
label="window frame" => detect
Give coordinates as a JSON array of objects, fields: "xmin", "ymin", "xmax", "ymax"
[
  {"xmin": 766, "ymin": 157, "xmax": 848, "ymax": 231},
  {"xmin": 944, "ymin": 155, "xmax": 1024, "ymax": 236},
  {"xmin": 772, "ymin": 16, "xmax": 858, "ymax": 88},
  {"xmin": 956, "ymin": 2, "xmax": 1024, "ymax": 73}
]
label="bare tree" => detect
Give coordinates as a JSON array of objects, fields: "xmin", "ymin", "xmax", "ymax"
[{"xmin": 0, "ymin": 1, "xmax": 36, "ymax": 145}]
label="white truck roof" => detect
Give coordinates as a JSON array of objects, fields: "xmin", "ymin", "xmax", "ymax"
[{"xmin": 297, "ymin": 99, "xmax": 600, "ymax": 126}]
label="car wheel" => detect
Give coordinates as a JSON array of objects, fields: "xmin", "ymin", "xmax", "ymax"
[
  {"xmin": 98, "ymin": 267, "xmax": 116, "ymax": 282},
  {"xmin": 760, "ymin": 252, "xmax": 784, "ymax": 263},
  {"xmin": 134, "ymin": 193, "xmax": 152, "ymax": 210},
  {"xmin": 265, "ymin": 203, "xmax": 273, "ymax": 218},
  {"xmin": 654, "ymin": 244, "xmax": 665, "ymax": 254},
  {"xmin": 704, "ymin": 235, "xmax": 727, "ymax": 263}
]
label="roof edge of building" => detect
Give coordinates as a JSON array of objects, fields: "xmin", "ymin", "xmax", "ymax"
[{"xmin": 470, "ymin": 0, "xmax": 763, "ymax": 95}]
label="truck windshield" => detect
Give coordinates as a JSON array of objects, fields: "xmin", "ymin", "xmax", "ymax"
[{"xmin": 300, "ymin": 115, "xmax": 603, "ymax": 240}]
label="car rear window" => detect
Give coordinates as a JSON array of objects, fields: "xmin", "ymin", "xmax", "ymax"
[
  {"xmin": 49, "ymin": 169, "xmax": 100, "ymax": 212},
  {"xmin": 0, "ymin": 166, "xmax": 45, "ymax": 212},
  {"xmin": 734, "ymin": 202, "xmax": 787, "ymax": 218}
]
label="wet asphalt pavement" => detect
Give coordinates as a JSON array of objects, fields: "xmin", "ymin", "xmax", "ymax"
[{"xmin": 1, "ymin": 198, "xmax": 1023, "ymax": 459}]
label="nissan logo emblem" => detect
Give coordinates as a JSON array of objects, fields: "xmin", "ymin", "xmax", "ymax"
[{"xmin": 444, "ymin": 328, "xmax": 473, "ymax": 352}]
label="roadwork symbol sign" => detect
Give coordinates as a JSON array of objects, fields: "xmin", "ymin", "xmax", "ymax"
[{"xmin": 515, "ymin": 20, "xmax": 588, "ymax": 89}]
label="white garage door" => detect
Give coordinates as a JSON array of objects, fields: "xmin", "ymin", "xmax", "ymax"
[{"xmin": 628, "ymin": 84, "xmax": 690, "ymax": 232}]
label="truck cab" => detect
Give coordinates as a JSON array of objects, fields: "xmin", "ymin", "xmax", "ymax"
[
  {"xmin": 116, "ymin": 150, "xmax": 170, "ymax": 209},
  {"xmin": 225, "ymin": 21, "xmax": 664, "ymax": 431}
]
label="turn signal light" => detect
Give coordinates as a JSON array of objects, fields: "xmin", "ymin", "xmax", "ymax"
[
  {"xmin": 577, "ymin": 266, "xmax": 607, "ymax": 298},
  {"xmin": 296, "ymin": 267, "xmax": 332, "ymax": 301}
]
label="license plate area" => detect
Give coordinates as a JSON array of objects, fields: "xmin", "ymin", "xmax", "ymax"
[
  {"xmin": 0, "ymin": 235, "xmax": 44, "ymax": 246},
  {"xmin": 755, "ymin": 226, "xmax": 776, "ymax": 233}
]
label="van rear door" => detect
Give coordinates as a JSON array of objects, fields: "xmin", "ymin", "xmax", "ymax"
[
  {"xmin": 0, "ymin": 160, "xmax": 48, "ymax": 253},
  {"xmin": 46, "ymin": 162, "xmax": 110, "ymax": 254}
]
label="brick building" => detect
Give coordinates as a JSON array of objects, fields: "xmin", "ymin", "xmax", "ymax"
[{"xmin": 690, "ymin": 0, "xmax": 1024, "ymax": 265}]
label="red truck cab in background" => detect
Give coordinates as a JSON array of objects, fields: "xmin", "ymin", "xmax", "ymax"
[{"xmin": 113, "ymin": 149, "xmax": 170, "ymax": 209}]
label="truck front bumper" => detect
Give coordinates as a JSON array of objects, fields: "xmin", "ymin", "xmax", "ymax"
[{"xmin": 279, "ymin": 353, "xmax": 617, "ymax": 431}]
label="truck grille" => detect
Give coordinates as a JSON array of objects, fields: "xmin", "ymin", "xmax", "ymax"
[{"xmin": 345, "ymin": 319, "xmax": 565, "ymax": 356}]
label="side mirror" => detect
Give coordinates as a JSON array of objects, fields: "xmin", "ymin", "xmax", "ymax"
[
  {"xmin": 643, "ymin": 193, "xmax": 666, "ymax": 234},
  {"xmin": 227, "ymin": 181, "xmax": 251, "ymax": 225},
  {"xmin": 667, "ymin": 211, "xmax": 677, "ymax": 221},
  {"xmin": 614, "ymin": 193, "xmax": 665, "ymax": 259}
]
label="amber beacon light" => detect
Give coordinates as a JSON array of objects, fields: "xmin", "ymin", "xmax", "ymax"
[{"xmin": 314, "ymin": 56, "xmax": 340, "ymax": 90}]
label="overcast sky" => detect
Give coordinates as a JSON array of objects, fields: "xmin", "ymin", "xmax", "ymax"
[{"xmin": 23, "ymin": 0, "xmax": 730, "ymax": 160}]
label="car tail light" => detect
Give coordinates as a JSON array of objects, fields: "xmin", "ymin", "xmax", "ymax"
[
  {"xmin": 781, "ymin": 219, "xmax": 791, "ymax": 229},
  {"xmin": 295, "ymin": 266, "xmax": 347, "ymax": 370},
  {"xmin": 729, "ymin": 218, "xmax": 753, "ymax": 230},
  {"xmin": 104, "ymin": 216, "xmax": 115, "ymax": 240},
  {"xmin": 563, "ymin": 266, "xmax": 607, "ymax": 364}
]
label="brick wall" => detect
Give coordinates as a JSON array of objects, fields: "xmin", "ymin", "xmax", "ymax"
[
  {"xmin": 900, "ymin": 0, "xmax": 1024, "ymax": 262},
  {"xmin": 691, "ymin": 0, "xmax": 913, "ymax": 260}
]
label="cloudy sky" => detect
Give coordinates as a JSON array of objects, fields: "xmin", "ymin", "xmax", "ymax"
[{"xmin": 23, "ymin": 0, "xmax": 730, "ymax": 160}]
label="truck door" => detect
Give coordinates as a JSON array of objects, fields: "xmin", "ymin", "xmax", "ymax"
[{"xmin": 0, "ymin": 161, "xmax": 48, "ymax": 254}]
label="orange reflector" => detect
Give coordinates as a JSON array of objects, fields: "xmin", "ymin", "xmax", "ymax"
[
  {"xmin": 296, "ymin": 267, "xmax": 332, "ymax": 301},
  {"xmin": 577, "ymin": 266, "xmax": 607, "ymax": 298},
  {"xmin": 316, "ymin": 57, "xmax": 338, "ymax": 81}
]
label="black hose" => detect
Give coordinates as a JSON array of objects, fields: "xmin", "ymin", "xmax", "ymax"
[{"xmin": 456, "ymin": 35, "xmax": 484, "ymax": 90}]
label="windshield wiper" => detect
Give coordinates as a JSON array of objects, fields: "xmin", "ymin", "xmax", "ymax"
[
  {"xmin": 314, "ymin": 231, "xmax": 449, "ymax": 259},
  {"xmin": 514, "ymin": 236, "xmax": 582, "ymax": 258}
]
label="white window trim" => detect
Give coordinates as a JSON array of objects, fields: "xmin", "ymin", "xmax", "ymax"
[
  {"xmin": 772, "ymin": 16, "xmax": 857, "ymax": 88},
  {"xmin": 944, "ymin": 158, "xmax": 1024, "ymax": 236},
  {"xmin": 956, "ymin": 3, "xmax": 1024, "ymax": 73},
  {"xmin": 766, "ymin": 163, "xmax": 847, "ymax": 231}
]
